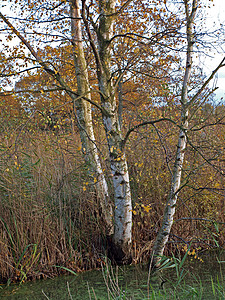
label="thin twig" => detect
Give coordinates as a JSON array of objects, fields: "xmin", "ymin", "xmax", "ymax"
[
  {"xmin": 67, "ymin": 281, "xmax": 73, "ymax": 300},
  {"xmin": 87, "ymin": 281, "xmax": 92, "ymax": 300},
  {"xmin": 91, "ymin": 287, "xmax": 98, "ymax": 300},
  {"xmin": 147, "ymin": 250, "xmax": 154, "ymax": 299},
  {"xmin": 42, "ymin": 290, "xmax": 51, "ymax": 300}
]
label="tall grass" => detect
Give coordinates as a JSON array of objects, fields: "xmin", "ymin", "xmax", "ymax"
[
  {"xmin": 72, "ymin": 256, "xmax": 224, "ymax": 299},
  {"xmin": 84, "ymin": 252, "xmax": 225, "ymax": 299},
  {"xmin": 0, "ymin": 111, "xmax": 225, "ymax": 283},
  {"xmin": 0, "ymin": 125, "xmax": 108, "ymax": 283}
]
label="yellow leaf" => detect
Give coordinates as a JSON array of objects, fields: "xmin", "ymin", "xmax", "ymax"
[{"xmin": 143, "ymin": 206, "xmax": 151, "ymax": 213}]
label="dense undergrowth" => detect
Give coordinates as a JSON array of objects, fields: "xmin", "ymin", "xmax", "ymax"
[{"xmin": 0, "ymin": 105, "xmax": 225, "ymax": 284}]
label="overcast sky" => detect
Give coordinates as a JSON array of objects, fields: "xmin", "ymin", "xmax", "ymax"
[{"xmin": 203, "ymin": 0, "xmax": 225, "ymax": 100}]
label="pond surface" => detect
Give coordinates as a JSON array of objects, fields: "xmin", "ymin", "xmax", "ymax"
[{"xmin": 1, "ymin": 250, "xmax": 225, "ymax": 299}]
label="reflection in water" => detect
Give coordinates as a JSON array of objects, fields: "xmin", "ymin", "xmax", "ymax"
[{"xmin": 1, "ymin": 250, "xmax": 225, "ymax": 299}]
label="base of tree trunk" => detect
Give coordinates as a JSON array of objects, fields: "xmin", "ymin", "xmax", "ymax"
[
  {"xmin": 107, "ymin": 236, "xmax": 132, "ymax": 265},
  {"xmin": 151, "ymin": 257, "xmax": 161, "ymax": 270}
]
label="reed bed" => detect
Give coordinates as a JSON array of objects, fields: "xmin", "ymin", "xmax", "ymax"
[{"xmin": 0, "ymin": 114, "xmax": 224, "ymax": 283}]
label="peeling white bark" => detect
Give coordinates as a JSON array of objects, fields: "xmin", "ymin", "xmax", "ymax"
[
  {"xmin": 104, "ymin": 111, "xmax": 132, "ymax": 250},
  {"xmin": 153, "ymin": 0, "xmax": 198, "ymax": 266},
  {"xmin": 96, "ymin": 0, "xmax": 132, "ymax": 261}
]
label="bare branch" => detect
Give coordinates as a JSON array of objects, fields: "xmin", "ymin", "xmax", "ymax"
[
  {"xmin": 189, "ymin": 57, "xmax": 225, "ymax": 106},
  {"xmin": 0, "ymin": 87, "xmax": 65, "ymax": 95},
  {"xmin": 174, "ymin": 217, "xmax": 225, "ymax": 225},
  {"xmin": 0, "ymin": 11, "xmax": 110, "ymax": 116},
  {"xmin": 81, "ymin": 0, "xmax": 103, "ymax": 76},
  {"xmin": 0, "ymin": 66, "xmax": 41, "ymax": 77},
  {"xmin": 121, "ymin": 118, "xmax": 178, "ymax": 150}
]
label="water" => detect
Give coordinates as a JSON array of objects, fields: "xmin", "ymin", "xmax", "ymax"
[{"xmin": 1, "ymin": 250, "xmax": 225, "ymax": 299}]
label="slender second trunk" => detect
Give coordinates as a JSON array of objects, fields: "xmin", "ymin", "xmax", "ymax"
[
  {"xmin": 152, "ymin": 0, "xmax": 198, "ymax": 266},
  {"xmin": 152, "ymin": 111, "xmax": 188, "ymax": 265}
]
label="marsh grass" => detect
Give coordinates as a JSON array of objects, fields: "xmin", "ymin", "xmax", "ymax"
[
  {"xmin": 80, "ymin": 256, "xmax": 225, "ymax": 300},
  {"xmin": 1, "ymin": 116, "xmax": 225, "ymax": 284},
  {"xmin": 0, "ymin": 128, "xmax": 108, "ymax": 283},
  {"xmin": 85, "ymin": 255, "xmax": 225, "ymax": 300}
]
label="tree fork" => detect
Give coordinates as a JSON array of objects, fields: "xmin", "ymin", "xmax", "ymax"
[{"xmin": 91, "ymin": 0, "xmax": 133, "ymax": 264}]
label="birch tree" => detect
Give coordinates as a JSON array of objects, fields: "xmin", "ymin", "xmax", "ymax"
[
  {"xmin": 152, "ymin": 0, "xmax": 225, "ymax": 266},
  {"xmin": 0, "ymin": 0, "xmax": 132, "ymax": 263},
  {"xmin": 82, "ymin": 0, "xmax": 133, "ymax": 263},
  {"xmin": 70, "ymin": 0, "xmax": 113, "ymax": 233},
  {"xmin": 0, "ymin": 0, "xmax": 192, "ymax": 264},
  {"xmin": 83, "ymin": 0, "xmax": 177, "ymax": 262}
]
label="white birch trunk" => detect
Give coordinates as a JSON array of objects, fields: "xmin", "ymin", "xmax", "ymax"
[
  {"xmin": 152, "ymin": 0, "xmax": 198, "ymax": 266},
  {"xmin": 118, "ymin": 79, "xmax": 123, "ymax": 129},
  {"xmin": 70, "ymin": 0, "xmax": 113, "ymax": 234},
  {"xmin": 96, "ymin": 0, "xmax": 132, "ymax": 263}
]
